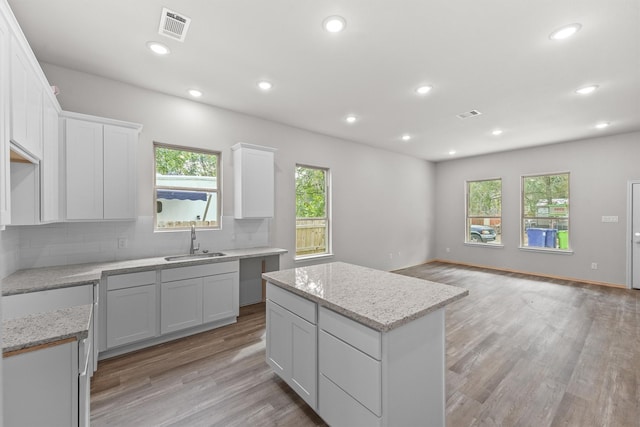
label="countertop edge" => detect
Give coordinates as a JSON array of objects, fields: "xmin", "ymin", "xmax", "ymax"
[
  {"xmin": 2, "ymin": 304, "xmax": 92, "ymax": 354},
  {"xmin": 263, "ymin": 274, "xmax": 469, "ymax": 332},
  {"xmin": 2, "ymin": 247, "xmax": 287, "ymax": 296}
]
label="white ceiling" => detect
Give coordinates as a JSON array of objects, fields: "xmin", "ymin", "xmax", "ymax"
[{"xmin": 8, "ymin": 0, "xmax": 640, "ymax": 161}]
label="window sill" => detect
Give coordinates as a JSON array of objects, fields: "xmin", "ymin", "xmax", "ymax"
[
  {"xmin": 464, "ymin": 242, "xmax": 504, "ymax": 249},
  {"xmin": 519, "ymin": 246, "xmax": 574, "ymax": 255},
  {"xmin": 294, "ymin": 253, "xmax": 335, "ymax": 263}
]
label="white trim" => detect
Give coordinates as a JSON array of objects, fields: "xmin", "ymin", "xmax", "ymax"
[
  {"xmin": 626, "ymin": 180, "xmax": 640, "ymax": 289},
  {"xmin": 464, "ymin": 243, "xmax": 504, "ymax": 249},
  {"xmin": 60, "ymin": 111, "xmax": 143, "ymax": 132},
  {"xmin": 294, "ymin": 253, "xmax": 335, "ymax": 263},
  {"xmin": 518, "ymin": 246, "xmax": 574, "ymax": 255}
]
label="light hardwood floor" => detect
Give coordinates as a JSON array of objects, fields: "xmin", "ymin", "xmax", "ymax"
[{"xmin": 91, "ymin": 262, "xmax": 640, "ymax": 426}]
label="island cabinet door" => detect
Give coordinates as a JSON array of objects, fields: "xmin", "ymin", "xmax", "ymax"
[{"xmin": 266, "ymin": 300, "xmax": 318, "ymax": 410}]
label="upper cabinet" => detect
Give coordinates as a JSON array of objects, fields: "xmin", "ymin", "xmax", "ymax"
[
  {"xmin": 0, "ymin": 9, "xmax": 10, "ymax": 228},
  {"xmin": 62, "ymin": 112, "xmax": 141, "ymax": 221},
  {"xmin": 10, "ymin": 34, "xmax": 42, "ymax": 160},
  {"xmin": 232, "ymin": 143, "xmax": 276, "ymax": 219}
]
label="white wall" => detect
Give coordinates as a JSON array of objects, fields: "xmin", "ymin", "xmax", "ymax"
[
  {"xmin": 15, "ymin": 63, "xmax": 434, "ymax": 272},
  {"xmin": 435, "ymin": 131, "xmax": 640, "ymax": 286}
]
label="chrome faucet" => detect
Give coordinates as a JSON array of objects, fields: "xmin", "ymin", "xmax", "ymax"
[{"xmin": 189, "ymin": 222, "xmax": 200, "ymax": 254}]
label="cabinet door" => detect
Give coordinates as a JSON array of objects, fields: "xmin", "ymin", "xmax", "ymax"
[
  {"xmin": 266, "ymin": 300, "xmax": 290, "ymax": 378},
  {"xmin": 4, "ymin": 342, "xmax": 78, "ymax": 427},
  {"xmin": 65, "ymin": 119, "xmax": 103, "ymax": 220},
  {"xmin": 10, "ymin": 36, "xmax": 42, "ymax": 159},
  {"xmin": 41, "ymin": 93, "xmax": 60, "ymax": 222},
  {"xmin": 103, "ymin": 124, "xmax": 136, "ymax": 219},
  {"xmin": 0, "ymin": 12, "xmax": 10, "ymax": 227},
  {"xmin": 160, "ymin": 278, "xmax": 203, "ymax": 334},
  {"xmin": 233, "ymin": 144, "xmax": 275, "ymax": 219},
  {"xmin": 106, "ymin": 284, "xmax": 158, "ymax": 348},
  {"xmin": 203, "ymin": 272, "xmax": 239, "ymax": 323},
  {"xmin": 290, "ymin": 312, "xmax": 317, "ymax": 409}
]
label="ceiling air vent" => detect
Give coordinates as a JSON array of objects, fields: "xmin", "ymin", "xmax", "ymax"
[
  {"xmin": 158, "ymin": 8, "xmax": 191, "ymax": 42},
  {"xmin": 456, "ymin": 110, "xmax": 482, "ymax": 119}
]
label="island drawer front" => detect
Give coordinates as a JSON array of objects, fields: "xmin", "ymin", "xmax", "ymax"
[
  {"xmin": 319, "ymin": 374, "xmax": 381, "ymax": 427},
  {"xmin": 107, "ymin": 271, "xmax": 156, "ymax": 291},
  {"xmin": 319, "ymin": 330, "xmax": 381, "ymax": 416},
  {"xmin": 162, "ymin": 261, "xmax": 239, "ymax": 283},
  {"xmin": 266, "ymin": 282, "xmax": 317, "ymax": 324},
  {"xmin": 319, "ymin": 306, "xmax": 381, "ymax": 360}
]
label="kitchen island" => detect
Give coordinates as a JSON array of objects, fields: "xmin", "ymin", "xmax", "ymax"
[{"xmin": 262, "ymin": 262, "xmax": 468, "ymax": 427}]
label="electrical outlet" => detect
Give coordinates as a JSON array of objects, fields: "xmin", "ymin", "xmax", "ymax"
[
  {"xmin": 117, "ymin": 237, "xmax": 128, "ymax": 249},
  {"xmin": 601, "ymin": 216, "xmax": 619, "ymax": 223},
  {"xmin": 591, "ymin": 262, "xmax": 598, "ymax": 270},
  {"xmin": 446, "ymin": 248, "xmax": 451, "ymax": 253},
  {"xmin": 389, "ymin": 253, "xmax": 393, "ymax": 259}
]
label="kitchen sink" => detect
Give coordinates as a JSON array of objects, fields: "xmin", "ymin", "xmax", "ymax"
[{"xmin": 164, "ymin": 252, "xmax": 226, "ymax": 261}]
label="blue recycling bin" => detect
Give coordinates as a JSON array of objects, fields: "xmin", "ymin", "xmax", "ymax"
[
  {"xmin": 545, "ymin": 229, "xmax": 558, "ymax": 248},
  {"xmin": 527, "ymin": 228, "xmax": 546, "ymax": 247}
]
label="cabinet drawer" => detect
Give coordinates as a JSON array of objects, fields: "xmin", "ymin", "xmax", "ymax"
[
  {"xmin": 319, "ymin": 330, "xmax": 381, "ymax": 416},
  {"xmin": 266, "ymin": 282, "xmax": 316, "ymax": 324},
  {"xmin": 107, "ymin": 270, "xmax": 156, "ymax": 291},
  {"xmin": 319, "ymin": 306, "xmax": 381, "ymax": 359},
  {"xmin": 162, "ymin": 261, "xmax": 239, "ymax": 283},
  {"xmin": 319, "ymin": 374, "xmax": 381, "ymax": 427}
]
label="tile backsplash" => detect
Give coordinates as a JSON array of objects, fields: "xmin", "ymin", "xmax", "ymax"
[{"xmin": 12, "ymin": 216, "xmax": 270, "ymax": 270}]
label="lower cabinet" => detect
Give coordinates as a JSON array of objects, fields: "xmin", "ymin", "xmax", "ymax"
[
  {"xmin": 106, "ymin": 284, "xmax": 158, "ymax": 348},
  {"xmin": 266, "ymin": 284, "xmax": 317, "ymax": 410},
  {"xmin": 103, "ymin": 261, "xmax": 239, "ymax": 355},
  {"xmin": 3, "ymin": 310, "xmax": 93, "ymax": 427}
]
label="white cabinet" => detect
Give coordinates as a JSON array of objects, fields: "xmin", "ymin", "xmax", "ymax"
[
  {"xmin": 160, "ymin": 262, "xmax": 240, "ymax": 334},
  {"xmin": 0, "ymin": 10, "xmax": 10, "ymax": 228},
  {"xmin": 4, "ymin": 340, "xmax": 79, "ymax": 427},
  {"xmin": 266, "ymin": 283, "xmax": 317, "ymax": 409},
  {"xmin": 41, "ymin": 92, "xmax": 60, "ymax": 222},
  {"xmin": 161, "ymin": 278, "xmax": 203, "ymax": 334},
  {"xmin": 231, "ymin": 143, "xmax": 276, "ymax": 218},
  {"xmin": 105, "ymin": 271, "xmax": 158, "ymax": 349},
  {"xmin": 62, "ymin": 113, "xmax": 141, "ymax": 221},
  {"xmin": 10, "ymin": 35, "xmax": 42, "ymax": 160}
]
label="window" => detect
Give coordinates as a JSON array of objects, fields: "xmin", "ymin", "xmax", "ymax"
[
  {"xmin": 466, "ymin": 179, "xmax": 502, "ymax": 244},
  {"xmin": 295, "ymin": 165, "xmax": 330, "ymax": 258},
  {"xmin": 154, "ymin": 143, "xmax": 221, "ymax": 230},
  {"xmin": 522, "ymin": 173, "xmax": 569, "ymax": 250}
]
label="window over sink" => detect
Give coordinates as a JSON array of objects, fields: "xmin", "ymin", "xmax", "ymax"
[{"xmin": 154, "ymin": 143, "xmax": 221, "ymax": 230}]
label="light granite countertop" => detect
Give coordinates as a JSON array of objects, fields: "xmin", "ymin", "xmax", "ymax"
[
  {"xmin": 3, "ymin": 304, "xmax": 92, "ymax": 354},
  {"xmin": 262, "ymin": 262, "xmax": 468, "ymax": 332},
  {"xmin": 1, "ymin": 247, "xmax": 287, "ymax": 296}
]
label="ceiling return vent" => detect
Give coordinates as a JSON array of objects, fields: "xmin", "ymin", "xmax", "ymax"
[
  {"xmin": 158, "ymin": 8, "xmax": 191, "ymax": 42},
  {"xmin": 456, "ymin": 109, "xmax": 482, "ymax": 119}
]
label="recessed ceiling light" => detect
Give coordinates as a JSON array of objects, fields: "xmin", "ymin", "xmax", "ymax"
[
  {"xmin": 257, "ymin": 80, "xmax": 273, "ymax": 91},
  {"xmin": 549, "ymin": 23, "xmax": 582, "ymax": 40},
  {"xmin": 492, "ymin": 129, "xmax": 503, "ymax": 136},
  {"xmin": 595, "ymin": 122, "xmax": 610, "ymax": 129},
  {"xmin": 345, "ymin": 115, "xmax": 358, "ymax": 124},
  {"xmin": 415, "ymin": 85, "xmax": 433, "ymax": 96},
  {"xmin": 146, "ymin": 41, "xmax": 170, "ymax": 55},
  {"xmin": 188, "ymin": 89, "xmax": 202, "ymax": 98},
  {"xmin": 575, "ymin": 85, "xmax": 599, "ymax": 95},
  {"xmin": 323, "ymin": 16, "xmax": 346, "ymax": 33},
  {"xmin": 401, "ymin": 134, "xmax": 411, "ymax": 142},
  {"xmin": 449, "ymin": 150, "xmax": 456, "ymax": 156}
]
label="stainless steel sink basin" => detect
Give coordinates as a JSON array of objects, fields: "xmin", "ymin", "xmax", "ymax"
[{"xmin": 164, "ymin": 252, "xmax": 226, "ymax": 261}]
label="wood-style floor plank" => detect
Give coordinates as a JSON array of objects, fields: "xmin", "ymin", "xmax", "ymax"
[{"xmin": 91, "ymin": 262, "xmax": 640, "ymax": 426}]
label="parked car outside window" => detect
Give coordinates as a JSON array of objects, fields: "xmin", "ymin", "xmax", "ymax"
[{"xmin": 470, "ymin": 224, "xmax": 497, "ymax": 243}]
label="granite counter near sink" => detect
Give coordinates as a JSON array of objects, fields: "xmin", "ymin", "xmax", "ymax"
[{"xmin": 1, "ymin": 247, "xmax": 287, "ymax": 296}]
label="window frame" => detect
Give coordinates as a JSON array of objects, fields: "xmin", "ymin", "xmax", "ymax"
[
  {"xmin": 520, "ymin": 171, "xmax": 571, "ymax": 252},
  {"xmin": 153, "ymin": 142, "xmax": 222, "ymax": 231},
  {"xmin": 294, "ymin": 164, "xmax": 332, "ymax": 260},
  {"xmin": 465, "ymin": 178, "xmax": 503, "ymax": 246}
]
